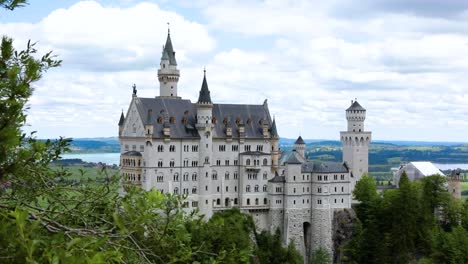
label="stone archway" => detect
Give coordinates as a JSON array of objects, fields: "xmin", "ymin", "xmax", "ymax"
[{"xmin": 303, "ymin": 222, "xmax": 312, "ymax": 262}]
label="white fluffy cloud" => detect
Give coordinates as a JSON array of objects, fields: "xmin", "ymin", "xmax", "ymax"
[{"xmin": 3, "ymin": 0, "xmax": 468, "ymax": 141}]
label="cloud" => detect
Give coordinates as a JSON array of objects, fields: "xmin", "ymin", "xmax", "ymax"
[{"xmin": 3, "ymin": 0, "xmax": 468, "ymax": 141}]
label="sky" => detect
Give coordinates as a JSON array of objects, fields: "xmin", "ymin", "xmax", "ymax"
[{"xmin": 2, "ymin": 0, "xmax": 468, "ymax": 142}]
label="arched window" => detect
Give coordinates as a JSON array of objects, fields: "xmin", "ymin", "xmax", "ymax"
[
  {"xmin": 263, "ymin": 185, "xmax": 267, "ymax": 192},
  {"xmin": 263, "ymin": 172, "xmax": 268, "ymax": 180},
  {"xmin": 246, "ymin": 185, "xmax": 251, "ymax": 192},
  {"xmin": 246, "ymin": 159, "xmax": 251, "ymax": 166},
  {"xmin": 173, "ymin": 173, "xmax": 179, "ymax": 181},
  {"xmin": 255, "ymin": 198, "xmax": 259, "ymax": 205},
  {"xmin": 225, "ymin": 198, "xmax": 229, "ymax": 207},
  {"xmin": 263, "ymin": 158, "xmax": 268, "ymax": 165},
  {"xmin": 234, "ymin": 198, "xmax": 238, "ymax": 205},
  {"xmin": 264, "ymin": 198, "xmax": 268, "ymax": 205},
  {"xmin": 174, "ymin": 187, "xmax": 179, "ymax": 194},
  {"xmin": 254, "ymin": 185, "xmax": 259, "ymax": 192},
  {"xmin": 216, "ymin": 199, "xmax": 221, "ymax": 205},
  {"xmin": 247, "ymin": 198, "xmax": 250, "ymax": 205}
]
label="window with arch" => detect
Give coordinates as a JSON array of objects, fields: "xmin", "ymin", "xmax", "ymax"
[
  {"xmin": 192, "ymin": 187, "xmax": 197, "ymax": 194},
  {"xmin": 216, "ymin": 199, "xmax": 220, "ymax": 205},
  {"xmin": 157, "ymin": 145, "xmax": 164, "ymax": 152},
  {"xmin": 173, "ymin": 173, "xmax": 179, "ymax": 181},
  {"xmin": 225, "ymin": 172, "xmax": 229, "ymax": 180},
  {"xmin": 255, "ymin": 198, "xmax": 259, "ymax": 205},
  {"xmin": 246, "ymin": 185, "xmax": 251, "ymax": 192},
  {"xmin": 234, "ymin": 198, "xmax": 238, "ymax": 205},
  {"xmin": 246, "ymin": 159, "xmax": 251, "ymax": 166},
  {"xmin": 264, "ymin": 198, "xmax": 268, "ymax": 205},
  {"xmin": 263, "ymin": 158, "xmax": 268, "ymax": 165},
  {"xmin": 192, "ymin": 173, "xmax": 197, "ymax": 181},
  {"xmin": 183, "ymin": 173, "xmax": 189, "ymax": 181},
  {"xmin": 246, "ymin": 198, "xmax": 250, "ymax": 205},
  {"xmin": 174, "ymin": 187, "xmax": 179, "ymax": 194},
  {"xmin": 254, "ymin": 185, "xmax": 259, "ymax": 192},
  {"xmin": 263, "ymin": 185, "xmax": 267, "ymax": 192},
  {"xmin": 263, "ymin": 172, "xmax": 267, "ymax": 180}
]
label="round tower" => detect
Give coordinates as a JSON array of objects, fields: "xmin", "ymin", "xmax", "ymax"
[
  {"xmin": 270, "ymin": 118, "xmax": 280, "ymax": 172},
  {"xmin": 157, "ymin": 29, "xmax": 180, "ymax": 98},
  {"xmin": 294, "ymin": 136, "xmax": 306, "ymax": 159},
  {"xmin": 196, "ymin": 70, "xmax": 214, "ymax": 217},
  {"xmin": 340, "ymin": 100, "xmax": 372, "ymax": 195}
]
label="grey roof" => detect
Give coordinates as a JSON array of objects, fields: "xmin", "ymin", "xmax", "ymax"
[
  {"xmin": 282, "ymin": 150, "xmax": 302, "ymax": 164},
  {"xmin": 163, "ymin": 32, "xmax": 177, "ymax": 66},
  {"xmin": 301, "ymin": 162, "xmax": 349, "ymax": 173},
  {"xmin": 161, "ymin": 48, "xmax": 170, "ymax": 61},
  {"xmin": 295, "ymin": 136, "xmax": 305, "ymax": 145},
  {"xmin": 197, "ymin": 72, "xmax": 212, "ymax": 104},
  {"xmin": 135, "ymin": 97, "xmax": 274, "ymax": 139},
  {"xmin": 118, "ymin": 112, "xmax": 125, "ymax": 126},
  {"xmin": 269, "ymin": 171, "xmax": 285, "ymax": 183},
  {"xmin": 346, "ymin": 100, "xmax": 365, "ymax": 111},
  {"xmin": 122, "ymin": 151, "xmax": 142, "ymax": 157},
  {"xmin": 270, "ymin": 118, "xmax": 278, "ymax": 137},
  {"xmin": 136, "ymin": 97, "xmax": 200, "ymax": 139}
]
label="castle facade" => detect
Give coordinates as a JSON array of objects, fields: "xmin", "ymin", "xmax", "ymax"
[{"xmin": 119, "ymin": 31, "xmax": 371, "ymax": 260}]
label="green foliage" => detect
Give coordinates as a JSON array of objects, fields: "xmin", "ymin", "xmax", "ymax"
[
  {"xmin": 254, "ymin": 228, "xmax": 303, "ymax": 264},
  {"xmin": 310, "ymin": 247, "xmax": 331, "ymax": 264},
  {"xmin": 345, "ymin": 174, "xmax": 468, "ymax": 264},
  {"xmin": 0, "ymin": 0, "xmax": 27, "ymax": 10}
]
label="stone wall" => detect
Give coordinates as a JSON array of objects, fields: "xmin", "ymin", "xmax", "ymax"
[{"xmin": 332, "ymin": 208, "xmax": 357, "ymax": 263}]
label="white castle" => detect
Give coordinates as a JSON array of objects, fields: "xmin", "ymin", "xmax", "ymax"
[{"xmin": 118, "ymin": 30, "xmax": 372, "ymax": 260}]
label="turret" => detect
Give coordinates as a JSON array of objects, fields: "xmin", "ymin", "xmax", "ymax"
[
  {"xmin": 270, "ymin": 118, "xmax": 280, "ymax": 171},
  {"xmin": 294, "ymin": 136, "xmax": 305, "ymax": 159},
  {"xmin": 118, "ymin": 111, "xmax": 125, "ymax": 136},
  {"xmin": 157, "ymin": 29, "xmax": 180, "ymax": 98},
  {"xmin": 340, "ymin": 99, "xmax": 372, "ymax": 197},
  {"xmin": 196, "ymin": 70, "xmax": 214, "ymax": 217}
]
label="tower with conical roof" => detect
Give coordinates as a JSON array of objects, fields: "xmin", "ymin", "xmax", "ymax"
[
  {"xmin": 157, "ymin": 28, "xmax": 180, "ymax": 98},
  {"xmin": 294, "ymin": 136, "xmax": 306, "ymax": 159},
  {"xmin": 270, "ymin": 117, "xmax": 280, "ymax": 172},
  {"xmin": 196, "ymin": 69, "xmax": 214, "ymax": 217},
  {"xmin": 340, "ymin": 100, "xmax": 372, "ymax": 194}
]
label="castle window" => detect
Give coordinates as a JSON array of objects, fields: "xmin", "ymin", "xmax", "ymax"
[
  {"xmin": 342, "ymin": 198, "xmax": 344, "ymax": 203},
  {"xmin": 173, "ymin": 173, "xmax": 179, "ymax": 181},
  {"xmin": 254, "ymin": 185, "xmax": 259, "ymax": 192},
  {"xmin": 206, "ymin": 186, "xmax": 208, "ymax": 191},
  {"xmin": 157, "ymin": 160, "xmax": 163, "ymax": 167},
  {"xmin": 232, "ymin": 145, "xmax": 239, "ymax": 151},
  {"xmin": 223, "ymin": 118, "xmax": 228, "ymax": 124},
  {"xmin": 132, "ymin": 124, "xmax": 136, "ymax": 133},
  {"xmin": 255, "ymin": 198, "xmax": 259, "ymax": 205},
  {"xmin": 157, "ymin": 117, "xmax": 163, "ymax": 124},
  {"xmin": 169, "ymin": 160, "xmax": 175, "ymax": 167},
  {"xmin": 124, "ymin": 144, "xmax": 129, "ymax": 150},
  {"xmin": 157, "ymin": 145, "xmax": 164, "ymax": 152},
  {"xmin": 174, "ymin": 187, "xmax": 178, "ymax": 194},
  {"xmin": 342, "ymin": 186, "xmax": 345, "ymax": 192},
  {"xmin": 225, "ymin": 160, "xmax": 230, "ymax": 166},
  {"xmin": 192, "ymin": 173, "xmax": 197, "ymax": 181},
  {"xmin": 318, "ymin": 187, "xmax": 322, "ymax": 193},
  {"xmin": 294, "ymin": 188, "xmax": 296, "ymax": 193},
  {"xmin": 235, "ymin": 186, "xmax": 237, "ymax": 192},
  {"xmin": 293, "ymin": 200, "xmax": 296, "ymax": 205},
  {"xmin": 219, "ymin": 145, "xmax": 226, "ymax": 152},
  {"xmin": 334, "ymin": 187, "xmax": 337, "ymax": 192},
  {"xmin": 341, "ymin": 174, "xmax": 345, "ymax": 180},
  {"xmin": 247, "ymin": 198, "xmax": 250, "ymax": 205},
  {"xmin": 246, "ymin": 185, "xmax": 251, "ymax": 192},
  {"xmin": 217, "ymin": 199, "xmax": 221, "ymax": 205},
  {"xmin": 140, "ymin": 145, "xmax": 144, "ymax": 152},
  {"xmin": 234, "ymin": 172, "xmax": 238, "ymax": 179},
  {"xmin": 264, "ymin": 198, "xmax": 268, "ymax": 205},
  {"xmin": 192, "ymin": 201, "xmax": 198, "ymax": 207},
  {"xmin": 226, "ymin": 186, "xmax": 229, "ymax": 192},
  {"xmin": 225, "ymin": 172, "xmax": 229, "ymax": 180},
  {"xmin": 244, "ymin": 145, "xmax": 251, "ymax": 151},
  {"xmin": 324, "ymin": 175, "xmax": 328, "ymax": 181},
  {"xmin": 257, "ymin": 145, "xmax": 263, "ymax": 152},
  {"xmin": 216, "ymin": 160, "xmax": 221, "ymax": 166},
  {"xmin": 293, "ymin": 176, "xmax": 296, "ymax": 181},
  {"xmin": 263, "ymin": 172, "xmax": 267, "ymax": 180},
  {"xmin": 263, "ymin": 185, "xmax": 267, "ymax": 192},
  {"xmin": 192, "ymin": 145, "xmax": 198, "ymax": 152},
  {"xmin": 263, "ymin": 158, "xmax": 267, "ymax": 166},
  {"xmin": 170, "ymin": 117, "xmax": 175, "ymax": 124},
  {"xmin": 217, "ymin": 186, "xmax": 220, "ymax": 192},
  {"xmin": 183, "ymin": 173, "xmax": 189, "ymax": 181},
  {"xmin": 234, "ymin": 160, "xmax": 238, "ymax": 165},
  {"xmin": 234, "ymin": 198, "xmax": 238, "ymax": 205},
  {"xmin": 318, "ymin": 199, "xmax": 322, "ymax": 205},
  {"xmin": 212, "ymin": 173, "xmax": 218, "ymax": 180},
  {"xmin": 212, "ymin": 117, "xmax": 217, "ymax": 124},
  {"xmin": 246, "ymin": 159, "xmax": 251, "ymax": 166}
]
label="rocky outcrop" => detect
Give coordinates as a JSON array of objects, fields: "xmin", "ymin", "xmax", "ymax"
[{"xmin": 332, "ymin": 208, "xmax": 357, "ymax": 263}]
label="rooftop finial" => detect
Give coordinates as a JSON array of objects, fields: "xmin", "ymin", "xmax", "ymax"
[
  {"xmin": 204, "ymin": 66, "xmax": 206, "ymax": 76},
  {"xmin": 167, "ymin": 22, "xmax": 170, "ymax": 34},
  {"xmin": 132, "ymin": 83, "xmax": 137, "ymax": 96}
]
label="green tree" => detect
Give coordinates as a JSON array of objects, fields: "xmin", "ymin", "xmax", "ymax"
[
  {"xmin": 310, "ymin": 247, "xmax": 331, "ymax": 264},
  {"xmin": 254, "ymin": 228, "xmax": 303, "ymax": 264}
]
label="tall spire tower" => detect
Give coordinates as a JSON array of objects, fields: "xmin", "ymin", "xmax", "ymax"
[
  {"xmin": 340, "ymin": 100, "xmax": 372, "ymax": 194},
  {"xmin": 157, "ymin": 27, "xmax": 180, "ymax": 98}
]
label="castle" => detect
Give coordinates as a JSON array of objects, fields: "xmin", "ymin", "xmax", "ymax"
[{"xmin": 118, "ymin": 30, "xmax": 372, "ymax": 260}]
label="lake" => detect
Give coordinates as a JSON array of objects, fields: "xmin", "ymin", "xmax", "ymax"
[{"xmin": 61, "ymin": 153, "xmax": 120, "ymax": 165}]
